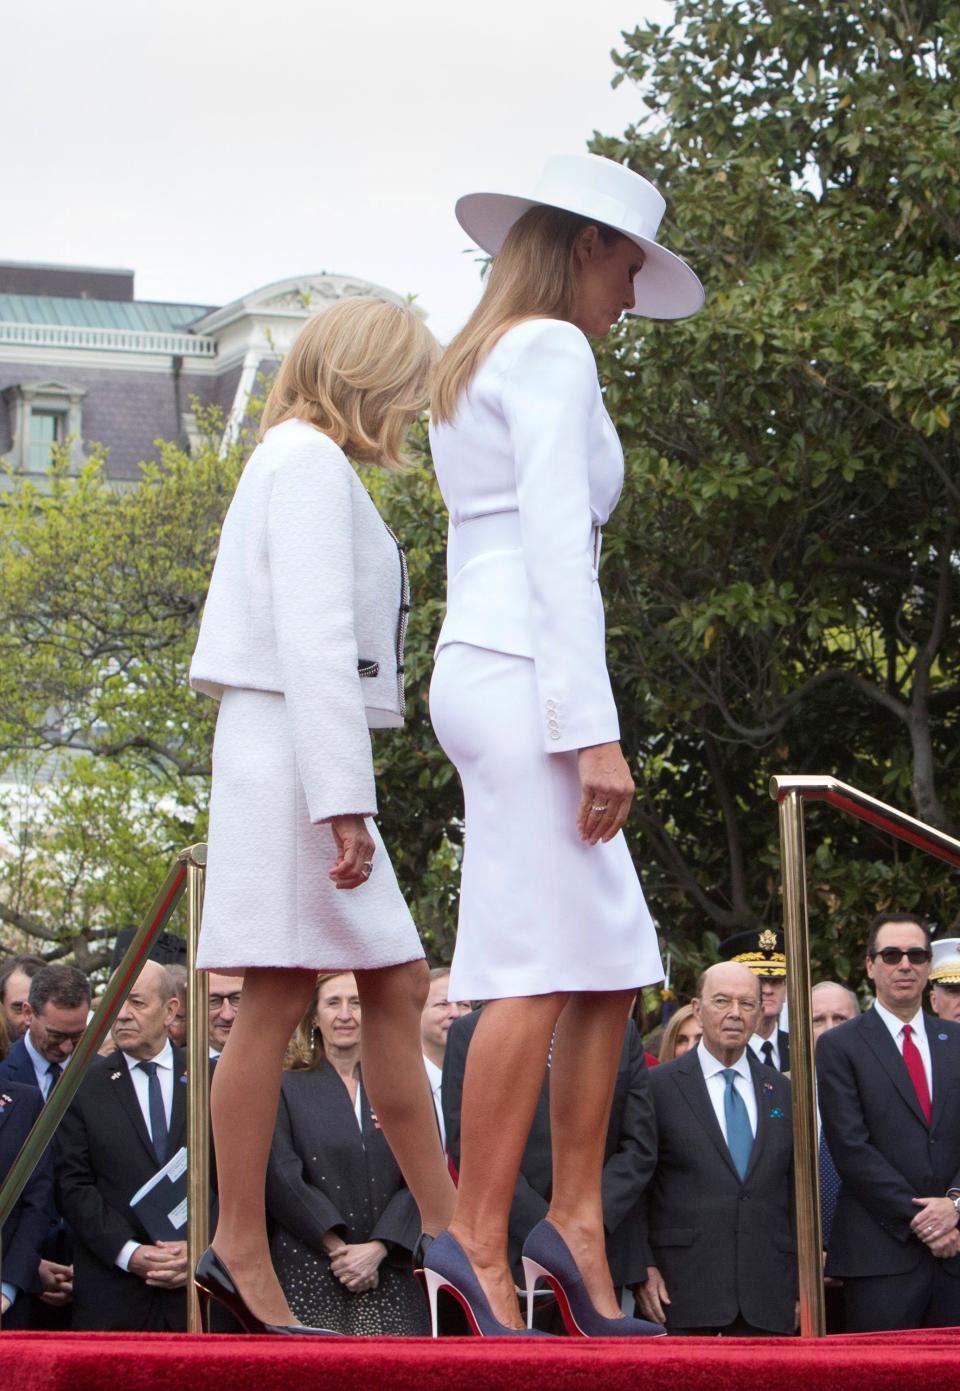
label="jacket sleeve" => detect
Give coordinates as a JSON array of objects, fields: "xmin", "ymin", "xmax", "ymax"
[
  {"xmin": 600, "ymin": 1026, "xmax": 658, "ymax": 1234},
  {"xmin": 816, "ymin": 1029, "xmax": 920, "ymax": 1240},
  {"xmin": 266, "ymin": 446, "xmax": 377, "ymax": 823},
  {"xmin": 54, "ymin": 1095, "xmax": 141, "ymax": 1267},
  {"xmin": 264, "ymin": 1088, "xmax": 346, "ymax": 1253},
  {"xmin": 502, "ymin": 321, "xmax": 620, "ymax": 753},
  {"xmin": 0, "ymin": 1091, "xmax": 53, "ymax": 1293}
]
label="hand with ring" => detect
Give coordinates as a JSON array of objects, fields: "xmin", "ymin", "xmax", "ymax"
[
  {"xmin": 327, "ymin": 814, "xmax": 376, "ymax": 889},
  {"xmin": 576, "ymin": 741, "xmax": 635, "ymax": 845}
]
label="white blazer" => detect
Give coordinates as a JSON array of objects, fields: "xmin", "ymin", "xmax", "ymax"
[
  {"xmin": 429, "ymin": 318, "xmax": 622, "ymax": 752},
  {"xmin": 190, "ymin": 418, "xmax": 408, "ymax": 823}
]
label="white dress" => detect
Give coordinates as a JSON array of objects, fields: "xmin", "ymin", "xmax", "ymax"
[
  {"xmin": 189, "ymin": 419, "xmax": 424, "ymax": 973},
  {"xmin": 428, "ymin": 319, "xmax": 662, "ymax": 999}
]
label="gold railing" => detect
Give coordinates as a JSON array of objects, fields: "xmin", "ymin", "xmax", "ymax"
[
  {"xmin": 770, "ymin": 775, "xmax": 960, "ymax": 1338},
  {"xmin": 0, "ymin": 843, "xmax": 210, "ymax": 1332}
]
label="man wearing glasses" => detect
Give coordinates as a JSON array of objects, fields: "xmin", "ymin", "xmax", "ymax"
[{"xmin": 816, "ymin": 913, "xmax": 960, "ymax": 1332}]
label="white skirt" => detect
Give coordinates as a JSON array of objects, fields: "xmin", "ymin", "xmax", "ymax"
[
  {"xmin": 197, "ymin": 686, "xmax": 424, "ymax": 973},
  {"xmin": 429, "ymin": 644, "xmax": 663, "ymax": 999}
]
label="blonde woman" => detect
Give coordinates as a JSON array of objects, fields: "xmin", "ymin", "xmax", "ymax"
[
  {"xmin": 425, "ymin": 155, "xmax": 704, "ymax": 1337},
  {"xmin": 658, "ymin": 1004, "xmax": 702, "ymax": 1063},
  {"xmin": 189, "ymin": 298, "xmax": 455, "ymax": 1334},
  {"xmin": 266, "ymin": 973, "xmax": 429, "ymax": 1335}
]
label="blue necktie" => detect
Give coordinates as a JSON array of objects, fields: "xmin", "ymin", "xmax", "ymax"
[
  {"xmin": 818, "ymin": 1128, "xmax": 841, "ymax": 1246},
  {"xmin": 138, "ymin": 1060, "xmax": 168, "ymax": 1165},
  {"xmin": 721, "ymin": 1068, "xmax": 754, "ymax": 1179},
  {"xmin": 45, "ymin": 1060, "xmax": 62, "ymax": 1100}
]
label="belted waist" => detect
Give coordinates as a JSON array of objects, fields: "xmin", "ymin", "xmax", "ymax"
[{"xmin": 450, "ymin": 510, "xmax": 602, "ymax": 576}]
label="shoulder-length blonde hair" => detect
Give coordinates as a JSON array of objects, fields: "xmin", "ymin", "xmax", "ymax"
[
  {"xmin": 431, "ymin": 205, "xmax": 623, "ymax": 424},
  {"xmin": 285, "ymin": 972, "xmax": 359, "ymax": 1072},
  {"xmin": 659, "ymin": 1003, "xmax": 701, "ymax": 1063},
  {"xmin": 259, "ymin": 296, "xmax": 438, "ymax": 469}
]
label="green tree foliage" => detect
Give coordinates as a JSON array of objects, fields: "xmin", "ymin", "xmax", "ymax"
[{"xmin": 587, "ymin": 0, "xmax": 960, "ymax": 986}]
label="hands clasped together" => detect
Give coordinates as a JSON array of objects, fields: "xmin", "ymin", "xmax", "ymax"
[
  {"xmin": 911, "ymin": 1196, "xmax": 960, "ymax": 1258},
  {"xmin": 323, "ymin": 1234, "xmax": 388, "ymax": 1294}
]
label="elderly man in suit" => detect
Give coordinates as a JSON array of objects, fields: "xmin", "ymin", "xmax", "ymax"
[
  {"xmin": 816, "ymin": 912, "xmax": 960, "ymax": 1332},
  {"xmin": 55, "ymin": 960, "xmax": 195, "ymax": 1331},
  {"xmin": 720, "ymin": 929, "xmax": 791, "ymax": 1072},
  {"xmin": 0, "ymin": 1082, "xmax": 55, "ymax": 1328},
  {"xmin": 636, "ymin": 961, "xmax": 797, "ymax": 1335}
]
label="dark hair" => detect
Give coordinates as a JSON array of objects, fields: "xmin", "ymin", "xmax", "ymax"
[
  {"xmin": 28, "ymin": 964, "xmax": 91, "ymax": 1014},
  {"xmin": 0, "ymin": 954, "xmax": 47, "ymax": 1004},
  {"xmin": 866, "ymin": 913, "xmax": 931, "ymax": 958}
]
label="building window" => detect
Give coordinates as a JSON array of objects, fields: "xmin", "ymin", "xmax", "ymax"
[
  {"xmin": 2, "ymin": 381, "xmax": 86, "ymax": 476},
  {"xmin": 29, "ymin": 409, "xmax": 65, "ymax": 471}
]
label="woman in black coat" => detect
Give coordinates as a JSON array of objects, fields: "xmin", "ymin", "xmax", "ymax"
[{"xmin": 265, "ymin": 973, "xmax": 428, "ymax": 1335}]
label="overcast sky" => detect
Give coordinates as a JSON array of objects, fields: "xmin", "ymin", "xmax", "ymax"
[{"xmin": 4, "ymin": 1, "xmax": 671, "ymax": 341}]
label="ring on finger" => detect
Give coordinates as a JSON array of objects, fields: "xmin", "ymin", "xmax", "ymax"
[
  {"xmin": 361, "ymin": 860, "xmax": 373, "ymax": 878},
  {"xmin": 590, "ymin": 803, "xmax": 609, "ymax": 814}
]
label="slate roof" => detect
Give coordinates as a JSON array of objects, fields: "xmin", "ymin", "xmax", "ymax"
[{"xmin": 0, "ymin": 294, "xmax": 216, "ymax": 333}]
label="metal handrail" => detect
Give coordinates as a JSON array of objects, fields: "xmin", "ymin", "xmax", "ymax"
[
  {"xmin": 769, "ymin": 775, "xmax": 960, "ymax": 1338},
  {"xmin": 0, "ymin": 843, "xmax": 210, "ymax": 1332}
]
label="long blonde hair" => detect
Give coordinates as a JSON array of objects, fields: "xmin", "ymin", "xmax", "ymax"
[
  {"xmin": 259, "ymin": 297, "xmax": 438, "ymax": 468},
  {"xmin": 431, "ymin": 205, "xmax": 622, "ymax": 424},
  {"xmin": 285, "ymin": 972, "xmax": 358, "ymax": 1072}
]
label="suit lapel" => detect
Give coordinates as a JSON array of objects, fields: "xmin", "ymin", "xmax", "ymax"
[
  {"xmin": 743, "ymin": 1053, "xmax": 769, "ymax": 1183},
  {"xmin": 925, "ymin": 1014, "xmax": 957, "ymax": 1133},
  {"xmin": 861, "ymin": 1007, "xmax": 927, "ymax": 1126},
  {"xmin": 673, "ymin": 1051, "xmax": 741, "ymax": 1182},
  {"xmin": 168, "ymin": 1047, "xmax": 187, "ymax": 1153},
  {"xmin": 108, "ymin": 1059, "xmax": 161, "ymax": 1166}
]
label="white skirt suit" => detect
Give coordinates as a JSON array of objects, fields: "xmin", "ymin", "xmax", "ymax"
[
  {"xmin": 189, "ymin": 417, "xmax": 423, "ymax": 973},
  {"xmin": 429, "ymin": 318, "xmax": 663, "ymax": 999}
]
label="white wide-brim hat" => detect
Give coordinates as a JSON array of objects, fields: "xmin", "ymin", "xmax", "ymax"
[{"xmin": 456, "ymin": 153, "xmax": 704, "ymax": 321}]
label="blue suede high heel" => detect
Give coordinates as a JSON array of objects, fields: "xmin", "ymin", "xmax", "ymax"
[
  {"xmin": 521, "ymin": 1220, "xmax": 667, "ymax": 1337},
  {"xmin": 422, "ymin": 1231, "xmax": 553, "ymax": 1338}
]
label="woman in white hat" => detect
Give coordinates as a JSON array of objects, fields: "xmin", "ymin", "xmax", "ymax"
[{"xmin": 424, "ymin": 154, "xmax": 703, "ymax": 1337}]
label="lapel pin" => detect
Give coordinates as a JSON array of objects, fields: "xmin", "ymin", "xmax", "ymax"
[
  {"xmin": 110, "ymin": 1071, "xmax": 123, "ymax": 1081},
  {"xmin": 938, "ymin": 1033, "xmax": 949, "ymax": 1041},
  {"xmin": 0, "ymin": 1093, "xmax": 11, "ymax": 1110},
  {"xmin": 770, "ymin": 1107, "xmax": 784, "ymax": 1119},
  {"xmin": 179, "ymin": 1073, "xmax": 188, "ymax": 1084},
  {"xmin": 762, "ymin": 1079, "xmax": 774, "ymax": 1094}
]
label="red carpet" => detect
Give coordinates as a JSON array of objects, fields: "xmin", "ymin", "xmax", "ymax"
[{"xmin": 2, "ymin": 1330, "xmax": 960, "ymax": 1391}]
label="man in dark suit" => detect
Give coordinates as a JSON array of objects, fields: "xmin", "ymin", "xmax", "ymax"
[
  {"xmin": 0, "ymin": 955, "xmax": 46, "ymax": 1042},
  {"xmin": 0, "ymin": 964, "xmax": 91, "ymax": 1324},
  {"xmin": 816, "ymin": 912, "xmax": 960, "ymax": 1332},
  {"xmin": 55, "ymin": 960, "xmax": 193, "ymax": 1331},
  {"xmin": 636, "ymin": 961, "xmax": 797, "ymax": 1335},
  {"xmin": 720, "ymin": 929, "xmax": 790, "ymax": 1071},
  {"xmin": 443, "ymin": 1007, "xmax": 655, "ymax": 1298},
  {"xmin": 0, "ymin": 1081, "xmax": 55, "ymax": 1328}
]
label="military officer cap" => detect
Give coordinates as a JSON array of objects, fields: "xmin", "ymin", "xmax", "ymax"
[
  {"xmin": 930, "ymin": 937, "xmax": 960, "ymax": 988},
  {"xmin": 719, "ymin": 927, "xmax": 787, "ymax": 978}
]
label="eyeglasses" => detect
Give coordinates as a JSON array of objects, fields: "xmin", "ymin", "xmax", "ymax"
[
  {"xmin": 706, "ymin": 995, "xmax": 760, "ymax": 1014},
  {"xmin": 209, "ymin": 993, "xmax": 242, "ymax": 1011},
  {"xmin": 870, "ymin": 947, "xmax": 932, "ymax": 966}
]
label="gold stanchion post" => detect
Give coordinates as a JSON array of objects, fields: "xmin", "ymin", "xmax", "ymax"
[
  {"xmin": 182, "ymin": 843, "xmax": 210, "ymax": 1333},
  {"xmin": 777, "ymin": 789, "xmax": 825, "ymax": 1338}
]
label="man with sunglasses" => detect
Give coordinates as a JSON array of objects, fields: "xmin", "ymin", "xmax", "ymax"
[{"xmin": 816, "ymin": 913, "xmax": 960, "ymax": 1332}]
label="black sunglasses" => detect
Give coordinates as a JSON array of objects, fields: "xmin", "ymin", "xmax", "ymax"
[{"xmin": 870, "ymin": 947, "xmax": 932, "ymax": 966}]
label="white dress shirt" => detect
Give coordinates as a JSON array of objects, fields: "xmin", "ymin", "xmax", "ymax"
[
  {"xmin": 423, "ymin": 1055, "xmax": 445, "ymax": 1146},
  {"xmin": 748, "ymin": 1030, "xmax": 782, "ymax": 1071},
  {"xmin": 697, "ymin": 1039, "xmax": 758, "ymax": 1142},
  {"xmin": 115, "ymin": 1040, "xmax": 176, "ymax": 1272},
  {"xmin": 872, "ymin": 1000, "xmax": 933, "ymax": 1097},
  {"xmin": 23, "ymin": 1032, "xmax": 62, "ymax": 1099}
]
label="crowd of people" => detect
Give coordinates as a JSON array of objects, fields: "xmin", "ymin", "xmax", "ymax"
[{"xmin": 1, "ymin": 914, "xmax": 958, "ymax": 1336}]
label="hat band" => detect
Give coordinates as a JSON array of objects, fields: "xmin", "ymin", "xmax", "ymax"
[{"xmin": 530, "ymin": 177, "xmax": 663, "ymax": 244}]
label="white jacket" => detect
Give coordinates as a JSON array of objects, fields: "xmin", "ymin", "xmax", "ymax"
[
  {"xmin": 429, "ymin": 318, "xmax": 622, "ymax": 752},
  {"xmin": 190, "ymin": 418, "xmax": 408, "ymax": 823}
]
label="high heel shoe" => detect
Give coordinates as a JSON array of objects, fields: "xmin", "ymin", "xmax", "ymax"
[
  {"xmin": 521, "ymin": 1220, "xmax": 666, "ymax": 1337},
  {"xmin": 194, "ymin": 1246, "xmax": 336, "ymax": 1335},
  {"xmin": 422, "ymin": 1231, "xmax": 553, "ymax": 1338}
]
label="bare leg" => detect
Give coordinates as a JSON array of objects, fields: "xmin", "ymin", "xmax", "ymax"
[
  {"xmin": 546, "ymin": 988, "xmax": 635, "ymax": 1318},
  {"xmin": 447, "ymin": 992, "xmax": 568, "ymax": 1328},
  {"xmin": 354, "ymin": 959, "xmax": 457, "ymax": 1235},
  {"xmin": 209, "ymin": 965, "xmax": 317, "ymax": 1325}
]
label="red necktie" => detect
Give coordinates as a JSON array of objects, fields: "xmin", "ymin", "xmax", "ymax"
[{"xmin": 901, "ymin": 1024, "xmax": 932, "ymax": 1125}]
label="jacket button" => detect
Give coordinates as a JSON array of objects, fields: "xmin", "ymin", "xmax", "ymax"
[{"xmin": 549, "ymin": 730, "xmax": 561, "ymax": 741}]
